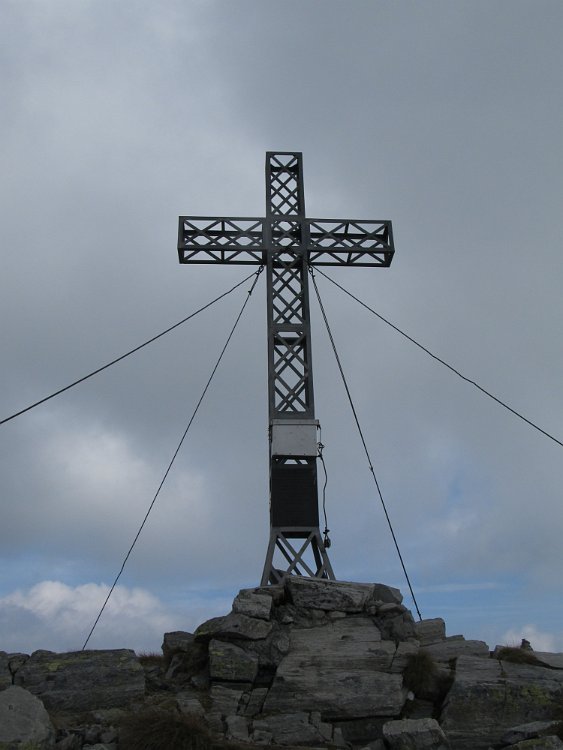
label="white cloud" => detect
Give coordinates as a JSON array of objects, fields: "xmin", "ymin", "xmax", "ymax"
[{"xmin": 0, "ymin": 580, "xmax": 229, "ymax": 654}]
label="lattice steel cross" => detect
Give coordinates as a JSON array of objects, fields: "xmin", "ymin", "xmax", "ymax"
[{"xmin": 178, "ymin": 152, "xmax": 394, "ymax": 585}]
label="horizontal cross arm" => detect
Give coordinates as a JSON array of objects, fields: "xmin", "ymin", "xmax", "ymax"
[
  {"xmin": 178, "ymin": 216, "xmax": 266, "ymax": 265},
  {"xmin": 306, "ymin": 219, "xmax": 394, "ymax": 267}
]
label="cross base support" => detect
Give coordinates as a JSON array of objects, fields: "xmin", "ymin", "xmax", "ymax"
[{"xmin": 260, "ymin": 527, "xmax": 335, "ymax": 586}]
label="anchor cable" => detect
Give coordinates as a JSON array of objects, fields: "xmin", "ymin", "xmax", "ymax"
[
  {"xmin": 81, "ymin": 268, "xmax": 263, "ymax": 649},
  {"xmin": 313, "ymin": 267, "xmax": 563, "ymax": 451},
  {"xmin": 309, "ymin": 267, "xmax": 422, "ymax": 620},
  {"xmin": 1, "ymin": 271, "xmax": 259, "ymax": 427}
]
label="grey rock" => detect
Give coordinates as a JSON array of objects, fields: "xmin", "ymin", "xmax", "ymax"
[
  {"xmin": 176, "ymin": 689, "xmax": 205, "ymax": 717},
  {"xmin": 328, "ymin": 610, "xmax": 347, "ymax": 619},
  {"xmin": 209, "ymin": 639, "xmax": 259, "ymax": 682},
  {"xmin": 404, "ymin": 698, "xmax": 436, "ymax": 720},
  {"xmin": 210, "ymin": 683, "xmax": 244, "ymax": 717},
  {"xmin": 534, "ymin": 652, "xmax": 563, "ymax": 670},
  {"xmin": 378, "ymin": 613, "xmax": 417, "ymax": 642},
  {"xmin": 195, "ymin": 612, "xmax": 273, "ymax": 642},
  {"xmin": 163, "ymin": 635, "xmax": 207, "ymax": 683},
  {"xmin": 334, "ymin": 717, "xmax": 386, "ymax": 744},
  {"xmin": 424, "ymin": 637, "xmax": 490, "ymax": 662},
  {"xmin": 507, "ymin": 739, "xmax": 563, "ymax": 750},
  {"xmin": 311, "ymin": 713, "xmax": 334, "ymax": 742},
  {"xmin": 333, "ymin": 726, "xmax": 348, "ymax": 747},
  {"xmin": 271, "ymin": 617, "xmax": 393, "ymax": 672},
  {"xmin": 378, "ymin": 602, "xmax": 407, "ymax": 615},
  {"xmin": 240, "ymin": 687, "xmax": 268, "ymax": 717},
  {"xmin": 383, "ymin": 717, "xmax": 450, "ymax": 749},
  {"xmin": 265, "ymin": 621, "xmax": 405, "ymax": 718},
  {"xmin": 0, "ymin": 652, "xmax": 11, "ymax": 690},
  {"xmin": 390, "ymin": 641, "xmax": 419, "ymax": 673},
  {"xmin": 359, "ymin": 741, "xmax": 386, "ymax": 750},
  {"xmin": 502, "ymin": 721, "xmax": 563, "ymax": 745},
  {"xmin": 8, "ymin": 653, "xmax": 30, "ymax": 677},
  {"xmin": 55, "ymin": 735, "xmax": 82, "ymax": 750},
  {"xmin": 14, "ymin": 649, "xmax": 145, "ymax": 712},
  {"xmin": 286, "ymin": 576, "xmax": 375, "ymax": 612},
  {"xmin": 372, "ymin": 583, "xmax": 404, "ymax": 605},
  {"xmin": 206, "ymin": 710, "xmax": 225, "ymax": 735},
  {"xmin": 441, "ymin": 655, "xmax": 563, "ymax": 750},
  {"xmin": 274, "ymin": 602, "xmax": 330, "ymax": 630},
  {"xmin": 225, "ymin": 714, "xmax": 249, "ymax": 741},
  {"xmin": 233, "ymin": 590, "xmax": 273, "ymax": 621},
  {"xmin": 265, "ymin": 668, "xmax": 404, "ymax": 719},
  {"xmin": 252, "ymin": 730, "xmax": 273, "ymax": 745},
  {"xmin": 0, "ymin": 685, "xmax": 56, "ymax": 749},
  {"xmin": 414, "ymin": 619, "xmax": 446, "ymax": 646},
  {"xmin": 262, "ymin": 618, "xmax": 401, "ymax": 719},
  {"xmin": 251, "ymin": 721, "xmax": 273, "ymax": 745},
  {"xmin": 161, "ymin": 630, "xmax": 194, "ymax": 659},
  {"xmin": 259, "ymin": 712, "xmax": 325, "ymax": 745}
]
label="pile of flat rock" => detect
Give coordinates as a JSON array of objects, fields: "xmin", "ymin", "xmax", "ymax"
[{"xmin": 1, "ymin": 577, "xmax": 563, "ymax": 749}]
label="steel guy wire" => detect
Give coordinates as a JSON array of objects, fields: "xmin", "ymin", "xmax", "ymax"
[
  {"xmin": 309, "ymin": 266, "xmax": 422, "ymax": 621},
  {"xmin": 81, "ymin": 268, "xmax": 263, "ymax": 649},
  {"xmin": 313, "ymin": 267, "xmax": 563, "ymax": 451},
  {"xmin": 1, "ymin": 271, "xmax": 258, "ymax": 427}
]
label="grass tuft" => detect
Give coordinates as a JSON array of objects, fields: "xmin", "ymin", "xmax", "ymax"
[
  {"xmin": 403, "ymin": 650, "xmax": 437, "ymax": 695},
  {"xmin": 119, "ymin": 707, "xmax": 211, "ymax": 750},
  {"xmin": 495, "ymin": 646, "xmax": 544, "ymax": 666},
  {"xmin": 137, "ymin": 651, "xmax": 166, "ymax": 667}
]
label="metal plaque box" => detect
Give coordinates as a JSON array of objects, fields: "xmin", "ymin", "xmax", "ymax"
[{"xmin": 271, "ymin": 419, "xmax": 319, "ymax": 457}]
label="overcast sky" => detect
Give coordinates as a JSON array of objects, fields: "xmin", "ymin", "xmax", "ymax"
[{"xmin": 1, "ymin": 0, "xmax": 563, "ymax": 655}]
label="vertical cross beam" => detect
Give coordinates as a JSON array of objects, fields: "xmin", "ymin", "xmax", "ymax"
[
  {"xmin": 262, "ymin": 153, "xmax": 334, "ymax": 585},
  {"xmin": 177, "ymin": 151, "xmax": 394, "ymax": 586}
]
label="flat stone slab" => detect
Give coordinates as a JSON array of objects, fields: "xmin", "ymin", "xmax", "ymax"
[
  {"xmin": 534, "ymin": 652, "xmax": 563, "ymax": 670},
  {"xmin": 441, "ymin": 655, "xmax": 563, "ymax": 750},
  {"xmin": 286, "ymin": 577, "xmax": 375, "ymax": 612},
  {"xmin": 210, "ymin": 683, "xmax": 244, "ymax": 717},
  {"xmin": 383, "ymin": 717, "xmax": 450, "ymax": 749},
  {"xmin": 264, "ymin": 620, "xmax": 404, "ymax": 719},
  {"xmin": 233, "ymin": 590, "xmax": 273, "ymax": 621},
  {"xmin": 424, "ymin": 637, "xmax": 490, "ymax": 662},
  {"xmin": 161, "ymin": 631, "xmax": 194, "ymax": 659},
  {"xmin": 14, "ymin": 649, "xmax": 145, "ymax": 712},
  {"xmin": 209, "ymin": 639, "xmax": 259, "ymax": 682},
  {"xmin": 508, "ymin": 738, "xmax": 563, "ymax": 749},
  {"xmin": 256, "ymin": 712, "xmax": 326, "ymax": 745},
  {"xmin": 414, "ymin": 618, "xmax": 446, "ymax": 646},
  {"xmin": 195, "ymin": 613, "xmax": 273, "ymax": 642},
  {"xmin": 0, "ymin": 685, "xmax": 56, "ymax": 750},
  {"xmin": 501, "ymin": 721, "xmax": 563, "ymax": 745}
]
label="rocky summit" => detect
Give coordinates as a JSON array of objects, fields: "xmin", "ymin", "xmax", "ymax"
[{"xmin": 1, "ymin": 578, "xmax": 563, "ymax": 749}]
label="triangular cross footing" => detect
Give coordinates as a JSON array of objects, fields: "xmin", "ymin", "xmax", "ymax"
[{"xmin": 261, "ymin": 527, "xmax": 335, "ymax": 586}]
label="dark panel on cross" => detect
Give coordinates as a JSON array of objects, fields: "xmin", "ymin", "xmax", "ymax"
[{"xmin": 178, "ymin": 152, "xmax": 394, "ymax": 585}]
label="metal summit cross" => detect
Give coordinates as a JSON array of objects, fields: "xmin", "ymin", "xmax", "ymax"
[{"xmin": 178, "ymin": 152, "xmax": 394, "ymax": 585}]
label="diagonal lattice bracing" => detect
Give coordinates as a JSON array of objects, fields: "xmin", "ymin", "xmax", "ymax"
[
  {"xmin": 262, "ymin": 529, "xmax": 335, "ymax": 584},
  {"xmin": 271, "ymin": 257, "xmax": 305, "ymax": 325},
  {"xmin": 178, "ymin": 217, "xmax": 265, "ymax": 264},
  {"xmin": 272, "ymin": 220, "xmax": 302, "ymax": 247},
  {"xmin": 307, "ymin": 219, "xmax": 394, "ymax": 266},
  {"xmin": 273, "ymin": 334, "xmax": 309, "ymax": 412},
  {"xmin": 267, "ymin": 154, "xmax": 303, "ymax": 218}
]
